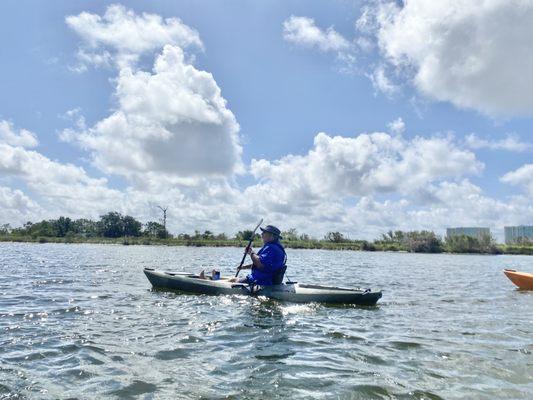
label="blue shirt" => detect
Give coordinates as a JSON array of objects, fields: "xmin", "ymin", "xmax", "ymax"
[{"xmin": 247, "ymin": 240, "xmax": 286, "ymax": 285}]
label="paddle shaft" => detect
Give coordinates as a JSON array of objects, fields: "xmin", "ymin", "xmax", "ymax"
[{"xmin": 235, "ymin": 219, "xmax": 263, "ymax": 277}]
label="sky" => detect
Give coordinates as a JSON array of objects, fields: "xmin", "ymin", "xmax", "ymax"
[{"xmin": 0, "ymin": 0, "xmax": 532, "ymax": 241}]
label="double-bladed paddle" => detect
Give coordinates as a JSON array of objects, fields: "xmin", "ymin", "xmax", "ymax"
[{"xmin": 234, "ymin": 218, "xmax": 263, "ymax": 278}]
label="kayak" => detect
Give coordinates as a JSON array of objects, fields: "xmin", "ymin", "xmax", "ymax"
[
  {"xmin": 503, "ymin": 269, "xmax": 533, "ymax": 290},
  {"xmin": 143, "ymin": 268, "xmax": 382, "ymax": 305}
]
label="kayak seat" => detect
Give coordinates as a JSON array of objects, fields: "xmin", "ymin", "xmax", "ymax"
[{"xmin": 272, "ymin": 266, "xmax": 287, "ymax": 285}]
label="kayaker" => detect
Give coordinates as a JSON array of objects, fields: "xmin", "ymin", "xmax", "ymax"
[{"xmin": 228, "ymin": 225, "xmax": 286, "ymax": 285}]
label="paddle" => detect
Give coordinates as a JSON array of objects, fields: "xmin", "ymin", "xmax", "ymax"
[{"xmin": 235, "ymin": 218, "xmax": 263, "ymax": 278}]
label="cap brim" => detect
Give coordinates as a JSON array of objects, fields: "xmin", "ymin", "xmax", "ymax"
[{"xmin": 260, "ymin": 227, "xmax": 282, "ymax": 239}]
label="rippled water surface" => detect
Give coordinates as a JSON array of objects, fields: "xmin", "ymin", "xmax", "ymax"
[{"xmin": 0, "ymin": 243, "xmax": 532, "ymax": 399}]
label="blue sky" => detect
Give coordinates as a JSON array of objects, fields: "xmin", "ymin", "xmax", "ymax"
[{"xmin": 0, "ymin": 1, "xmax": 532, "ymax": 240}]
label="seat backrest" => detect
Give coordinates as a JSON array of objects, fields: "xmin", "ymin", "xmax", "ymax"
[{"xmin": 272, "ymin": 266, "xmax": 287, "ymax": 285}]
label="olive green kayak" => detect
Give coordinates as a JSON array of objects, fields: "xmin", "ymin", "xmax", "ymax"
[{"xmin": 144, "ymin": 268, "xmax": 382, "ymax": 305}]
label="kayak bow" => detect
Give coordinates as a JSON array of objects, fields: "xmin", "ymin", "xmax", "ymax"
[
  {"xmin": 503, "ymin": 269, "xmax": 533, "ymax": 290},
  {"xmin": 144, "ymin": 268, "xmax": 382, "ymax": 305}
]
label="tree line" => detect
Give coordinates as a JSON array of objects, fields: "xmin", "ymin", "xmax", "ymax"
[
  {"xmin": 0, "ymin": 212, "xmax": 169, "ymax": 239},
  {"xmin": 0, "ymin": 214, "xmax": 525, "ymax": 254}
]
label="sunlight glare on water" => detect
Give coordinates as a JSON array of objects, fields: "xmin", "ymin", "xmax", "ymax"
[{"xmin": 0, "ymin": 243, "xmax": 532, "ymax": 399}]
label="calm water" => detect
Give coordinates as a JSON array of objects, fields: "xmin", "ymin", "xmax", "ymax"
[{"xmin": 0, "ymin": 243, "xmax": 531, "ymax": 399}]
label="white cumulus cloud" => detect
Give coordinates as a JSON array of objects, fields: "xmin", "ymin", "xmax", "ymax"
[
  {"xmin": 365, "ymin": 0, "xmax": 533, "ymax": 116},
  {"xmin": 0, "ymin": 141, "xmax": 123, "ymax": 216},
  {"xmin": 0, "ymin": 186, "xmax": 41, "ymax": 226},
  {"xmin": 368, "ymin": 64, "xmax": 400, "ymax": 97},
  {"xmin": 64, "ymin": 45, "xmax": 242, "ymax": 179},
  {"xmin": 501, "ymin": 164, "xmax": 533, "ymax": 195},
  {"xmin": 66, "ymin": 4, "xmax": 203, "ymax": 69},
  {"xmin": 247, "ymin": 131, "xmax": 483, "ymax": 210},
  {"xmin": 283, "ymin": 16, "xmax": 350, "ymax": 53},
  {"xmin": 0, "ymin": 120, "xmax": 38, "ymax": 148},
  {"xmin": 465, "ymin": 133, "xmax": 533, "ymax": 152},
  {"xmin": 387, "ymin": 117, "xmax": 405, "ymax": 135},
  {"xmin": 64, "ymin": 6, "xmax": 242, "ymax": 180}
]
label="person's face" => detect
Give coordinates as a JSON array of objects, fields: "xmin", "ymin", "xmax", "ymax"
[{"xmin": 261, "ymin": 231, "xmax": 274, "ymax": 243}]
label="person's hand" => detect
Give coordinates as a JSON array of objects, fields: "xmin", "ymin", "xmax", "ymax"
[{"xmin": 245, "ymin": 246, "xmax": 254, "ymax": 255}]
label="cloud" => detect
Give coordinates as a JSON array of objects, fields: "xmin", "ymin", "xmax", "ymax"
[
  {"xmin": 0, "ymin": 186, "xmax": 42, "ymax": 225},
  {"xmin": 63, "ymin": 6, "xmax": 242, "ymax": 180},
  {"xmin": 5, "ymin": 5, "xmax": 532, "ymax": 241},
  {"xmin": 400, "ymin": 179, "xmax": 533, "ymax": 240},
  {"xmin": 247, "ymin": 131, "xmax": 483, "ymax": 209},
  {"xmin": 66, "ymin": 4, "xmax": 203, "ymax": 69},
  {"xmin": 501, "ymin": 164, "xmax": 533, "ymax": 195},
  {"xmin": 387, "ymin": 117, "xmax": 405, "ymax": 135},
  {"xmin": 0, "ymin": 120, "xmax": 38, "ymax": 148},
  {"xmin": 0, "ymin": 123, "xmax": 248, "ymax": 232},
  {"xmin": 465, "ymin": 133, "xmax": 533, "ymax": 152},
  {"xmin": 69, "ymin": 49, "xmax": 113, "ymax": 72},
  {"xmin": 367, "ymin": 64, "xmax": 400, "ymax": 97},
  {"xmin": 63, "ymin": 45, "xmax": 242, "ymax": 179},
  {"xmin": 0, "ymin": 141, "xmax": 123, "ymax": 216},
  {"xmin": 2, "ymin": 118, "xmax": 531, "ymax": 241},
  {"xmin": 283, "ymin": 16, "xmax": 350, "ymax": 54},
  {"xmin": 242, "ymin": 176, "xmax": 532, "ymax": 241},
  {"xmin": 364, "ymin": 0, "xmax": 533, "ymax": 116}
]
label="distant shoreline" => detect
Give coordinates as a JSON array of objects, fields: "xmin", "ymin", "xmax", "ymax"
[{"xmin": 1, "ymin": 235, "xmax": 532, "ymax": 256}]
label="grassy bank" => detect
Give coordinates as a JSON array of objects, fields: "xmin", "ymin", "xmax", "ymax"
[{"xmin": 1, "ymin": 235, "xmax": 532, "ymax": 255}]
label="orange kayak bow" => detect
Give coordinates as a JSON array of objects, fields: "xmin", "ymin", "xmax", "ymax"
[{"xmin": 503, "ymin": 269, "xmax": 533, "ymax": 290}]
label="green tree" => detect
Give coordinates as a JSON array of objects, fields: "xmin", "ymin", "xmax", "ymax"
[
  {"xmin": 325, "ymin": 231, "xmax": 345, "ymax": 243},
  {"xmin": 283, "ymin": 228, "xmax": 299, "ymax": 241},
  {"xmin": 123, "ymin": 215, "xmax": 142, "ymax": 237},
  {"xmin": 144, "ymin": 221, "xmax": 169, "ymax": 238},
  {"xmin": 32, "ymin": 220, "xmax": 58, "ymax": 237},
  {"xmin": 15, "ymin": 221, "xmax": 34, "ymax": 235},
  {"xmin": 72, "ymin": 218, "xmax": 99, "ymax": 237},
  {"xmin": 381, "ymin": 230, "xmax": 405, "ymax": 243},
  {"xmin": 53, "ymin": 216, "xmax": 73, "ymax": 237},
  {"xmin": 404, "ymin": 231, "xmax": 442, "ymax": 253},
  {"xmin": 299, "ymin": 233, "xmax": 310, "ymax": 241},
  {"xmin": 202, "ymin": 230, "xmax": 214, "ymax": 239},
  {"xmin": 98, "ymin": 212, "xmax": 124, "ymax": 238},
  {"xmin": 445, "ymin": 234, "xmax": 500, "ymax": 254},
  {"xmin": 0, "ymin": 224, "xmax": 11, "ymax": 235},
  {"xmin": 236, "ymin": 230, "xmax": 255, "ymax": 241}
]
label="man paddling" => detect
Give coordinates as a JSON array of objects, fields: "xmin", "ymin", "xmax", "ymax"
[{"xmin": 229, "ymin": 225, "xmax": 286, "ymax": 285}]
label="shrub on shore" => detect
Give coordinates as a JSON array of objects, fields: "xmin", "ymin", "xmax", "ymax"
[{"xmin": 1, "ymin": 216, "xmax": 531, "ymax": 255}]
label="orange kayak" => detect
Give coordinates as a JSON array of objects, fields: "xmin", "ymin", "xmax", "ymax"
[{"xmin": 503, "ymin": 269, "xmax": 533, "ymax": 290}]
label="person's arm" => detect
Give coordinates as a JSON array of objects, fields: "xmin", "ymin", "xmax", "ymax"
[
  {"xmin": 238, "ymin": 263, "xmax": 253, "ymax": 270},
  {"xmin": 246, "ymin": 248, "xmax": 265, "ymax": 270}
]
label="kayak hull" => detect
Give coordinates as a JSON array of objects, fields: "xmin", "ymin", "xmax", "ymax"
[
  {"xmin": 144, "ymin": 268, "xmax": 382, "ymax": 305},
  {"xmin": 503, "ymin": 269, "xmax": 533, "ymax": 290}
]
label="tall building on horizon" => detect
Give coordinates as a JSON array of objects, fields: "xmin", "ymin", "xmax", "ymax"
[
  {"xmin": 504, "ymin": 225, "xmax": 533, "ymax": 245},
  {"xmin": 446, "ymin": 227, "xmax": 491, "ymax": 240}
]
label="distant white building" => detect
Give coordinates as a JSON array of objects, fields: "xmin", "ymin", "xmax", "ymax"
[
  {"xmin": 504, "ymin": 226, "xmax": 533, "ymax": 245},
  {"xmin": 446, "ymin": 227, "xmax": 491, "ymax": 240}
]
